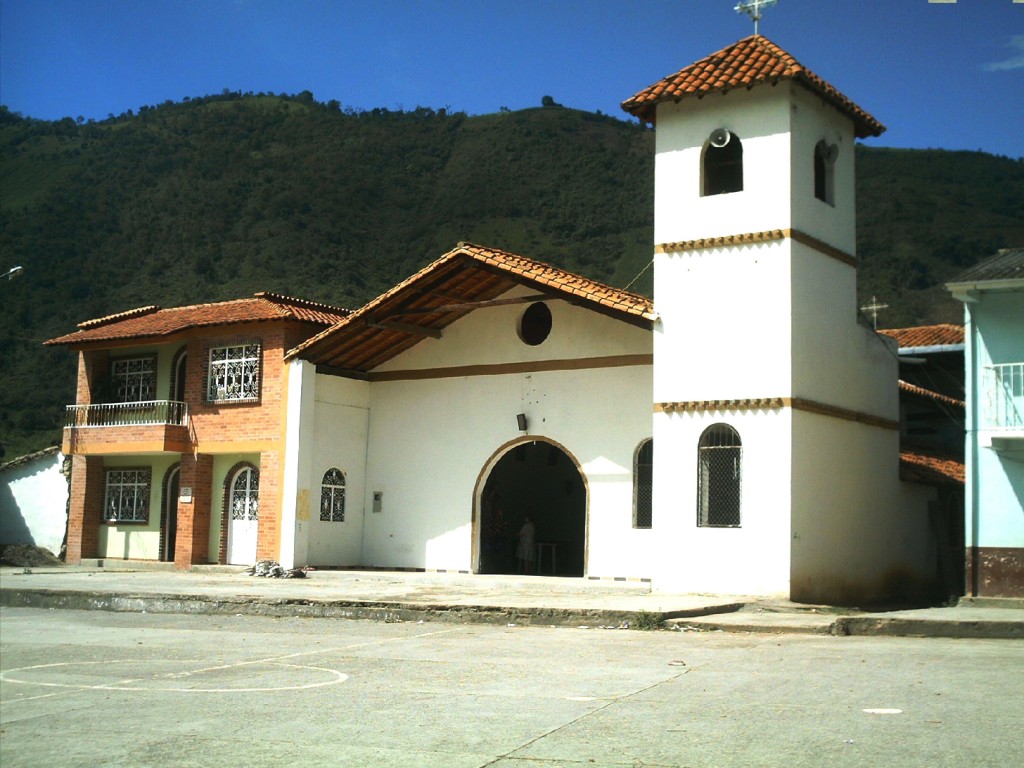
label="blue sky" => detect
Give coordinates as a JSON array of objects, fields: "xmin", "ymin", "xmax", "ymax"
[{"xmin": 1, "ymin": 0, "xmax": 1022, "ymax": 157}]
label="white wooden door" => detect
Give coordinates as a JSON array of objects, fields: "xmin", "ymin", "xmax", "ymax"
[{"xmin": 227, "ymin": 466, "xmax": 259, "ymax": 564}]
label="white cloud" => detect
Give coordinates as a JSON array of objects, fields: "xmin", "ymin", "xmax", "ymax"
[{"xmin": 983, "ymin": 35, "xmax": 1024, "ymax": 72}]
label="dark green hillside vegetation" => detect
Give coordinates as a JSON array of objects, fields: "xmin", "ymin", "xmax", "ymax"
[
  {"xmin": 1, "ymin": 94, "xmax": 1022, "ymax": 459},
  {"xmin": 857, "ymin": 147, "xmax": 1024, "ymax": 326}
]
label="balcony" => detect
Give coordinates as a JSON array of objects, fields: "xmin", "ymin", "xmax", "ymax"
[
  {"xmin": 63, "ymin": 400, "xmax": 191, "ymax": 455},
  {"xmin": 983, "ymin": 363, "xmax": 1024, "ymax": 448}
]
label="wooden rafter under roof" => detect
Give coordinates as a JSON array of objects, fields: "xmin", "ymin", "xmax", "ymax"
[{"xmin": 287, "ymin": 242, "xmax": 656, "ymax": 373}]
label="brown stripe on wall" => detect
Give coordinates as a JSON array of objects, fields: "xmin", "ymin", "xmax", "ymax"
[
  {"xmin": 368, "ymin": 354, "xmax": 653, "ymax": 383},
  {"xmin": 654, "ymin": 396, "xmax": 898, "ymax": 430},
  {"xmin": 655, "ymin": 228, "xmax": 856, "ymax": 268}
]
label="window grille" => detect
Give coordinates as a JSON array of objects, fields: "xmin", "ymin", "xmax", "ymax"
[
  {"xmin": 697, "ymin": 424, "xmax": 741, "ymax": 527},
  {"xmin": 110, "ymin": 357, "xmax": 156, "ymax": 403},
  {"xmin": 320, "ymin": 468, "xmax": 346, "ymax": 522},
  {"xmin": 702, "ymin": 134, "xmax": 743, "ymax": 196},
  {"xmin": 634, "ymin": 439, "xmax": 653, "ymax": 528},
  {"xmin": 207, "ymin": 342, "xmax": 261, "ymax": 402},
  {"xmin": 104, "ymin": 468, "xmax": 152, "ymax": 523},
  {"xmin": 230, "ymin": 467, "xmax": 259, "ymax": 521}
]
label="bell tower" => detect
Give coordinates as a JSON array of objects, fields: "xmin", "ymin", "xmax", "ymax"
[{"xmin": 622, "ymin": 37, "xmax": 927, "ymax": 603}]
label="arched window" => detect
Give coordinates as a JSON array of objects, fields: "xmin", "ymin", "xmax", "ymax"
[
  {"xmin": 320, "ymin": 468, "xmax": 346, "ymax": 522},
  {"xmin": 230, "ymin": 466, "xmax": 260, "ymax": 522},
  {"xmin": 697, "ymin": 424, "xmax": 741, "ymax": 527},
  {"xmin": 702, "ymin": 132, "xmax": 743, "ymax": 196},
  {"xmin": 634, "ymin": 439, "xmax": 653, "ymax": 529},
  {"xmin": 814, "ymin": 140, "xmax": 837, "ymax": 205}
]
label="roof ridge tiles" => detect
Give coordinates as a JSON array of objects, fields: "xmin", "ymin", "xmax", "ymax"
[
  {"xmin": 77, "ymin": 305, "xmax": 160, "ymax": 329},
  {"xmin": 254, "ymin": 291, "xmax": 352, "ymax": 316},
  {"xmin": 621, "ymin": 34, "xmax": 884, "ymax": 138}
]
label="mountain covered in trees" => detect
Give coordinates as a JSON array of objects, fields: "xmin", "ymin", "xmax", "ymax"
[{"xmin": 2, "ymin": 92, "xmax": 1023, "ymax": 459}]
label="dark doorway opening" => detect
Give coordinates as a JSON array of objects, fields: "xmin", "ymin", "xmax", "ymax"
[
  {"xmin": 478, "ymin": 441, "xmax": 586, "ymax": 576},
  {"xmin": 163, "ymin": 467, "xmax": 179, "ymax": 563}
]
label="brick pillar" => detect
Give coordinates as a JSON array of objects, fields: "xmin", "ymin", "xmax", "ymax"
[
  {"xmin": 66, "ymin": 455, "xmax": 104, "ymax": 563},
  {"xmin": 175, "ymin": 453, "xmax": 213, "ymax": 569},
  {"xmin": 77, "ymin": 349, "xmax": 109, "ymax": 405},
  {"xmin": 256, "ymin": 451, "xmax": 281, "ymax": 561}
]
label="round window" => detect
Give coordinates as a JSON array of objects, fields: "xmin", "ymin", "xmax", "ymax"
[{"xmin": 518, "ymin": 302, "xmax": 552, "ymax": 346}]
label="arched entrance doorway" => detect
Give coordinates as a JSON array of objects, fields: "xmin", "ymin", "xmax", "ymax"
[{"xmin": 477, "ymin": 440, "xmax": 586, "ymax": 577}]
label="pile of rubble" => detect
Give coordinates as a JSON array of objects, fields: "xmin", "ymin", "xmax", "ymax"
[
  {"xmin": 0, "ymin": 544, "xmax": 63, "ymax": 568},
  {"xmin": 244, "ymin": 559, "xmax": 308, "ymax": 578}
]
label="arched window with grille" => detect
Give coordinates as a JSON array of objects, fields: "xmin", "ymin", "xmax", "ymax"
[
  {"xmin": 320, "ymin": 468, "xmax": 346, "ymax": 522},
  {"xmin": 634, "ymin": 439, "xmax": 653, "ymax": 529},
  {"xmin": 697, "ymin": 424, "xmax": 741, "ymax": 527}
]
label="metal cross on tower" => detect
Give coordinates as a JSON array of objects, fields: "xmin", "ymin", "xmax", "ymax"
[
  {"xmin": 860, "ymin": 295, "xmax": 889, "ymax": 330},
  {"xmin": 735, "ymin": 0, "xmax": 778, "ymax": 35}
]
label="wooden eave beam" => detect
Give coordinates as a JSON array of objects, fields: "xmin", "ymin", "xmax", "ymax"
[
  {"xmin": 365, "ymin": 318, "xmax": 443, "ymax": 339},
  {"xmin": 383, "ymin": 293, "xmax": 551, "ymax": 319}
]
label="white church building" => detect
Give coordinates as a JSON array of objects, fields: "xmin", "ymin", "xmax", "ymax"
[{"xmin": 279, "ymin": 35, "xmax": 940, "ymax": 604}]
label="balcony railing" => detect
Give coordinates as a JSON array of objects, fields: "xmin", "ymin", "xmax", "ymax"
[
  {"xmin": 984, "ymin": 363, "xmax": 1024, "ymax": 430},
  {"xmin": 65, "ymin": 400, "xmax": 188, "ymax": 428}
]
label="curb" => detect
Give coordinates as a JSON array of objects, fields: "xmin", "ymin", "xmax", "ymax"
[
  {"xmin": 0, "ymin": 588, "xmax": 721, "ymax": 630},
  {"xmin": 833, "ymin": 615, "xmax": 1024, "ymax": 640}
]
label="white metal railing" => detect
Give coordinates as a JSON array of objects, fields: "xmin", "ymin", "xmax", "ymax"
[
  {"xmin": 984, "ymin": 363, "xmax": 1024, "ymax": 430},
  {"xmin": 64, "ymin": 400, "xmax": 188, "ymax": 428}
]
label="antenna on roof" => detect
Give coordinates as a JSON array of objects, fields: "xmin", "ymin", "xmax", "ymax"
[
  {"xmin": 735, "ymin": 0, "xmax": 778, "ymax": 35},
  {"xmin": 860, "ymin": 295, "xmax": 889, "ymax": 330}
]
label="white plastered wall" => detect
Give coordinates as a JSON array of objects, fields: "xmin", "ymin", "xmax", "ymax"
[
  {"xmin": 304, "ymin": 287, "xmax": 655, "ymax": 577},
  {"xmin": 0, "ymin": 452, "xmax": 68, "ymax": 556},
  {"xmin": 281, "ymin": 362, "xmax": 369, "ymax": 569},
  {"xmin": 653, "ymin": 408, "xmax": 793, "ymax": 596},
  {"xmin": 789, "ymin": 412, "xmax": 936, "ymax": 604},
  {"xmin": 648, "ymin": 80, "xmax": 936, "ymax": 600}
]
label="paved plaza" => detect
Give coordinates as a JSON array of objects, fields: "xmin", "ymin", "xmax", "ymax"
[{"xmin": 2, "ymin": 606, "xmax": 1022, "ymax": 767}]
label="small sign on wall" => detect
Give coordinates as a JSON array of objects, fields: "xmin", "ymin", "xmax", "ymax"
[
  {"xmin": 179, "ymin": 487, "xmax": 193, "ymax": 503},
  {"xmin": 372, "ymin": 491, "xmax": 383, "ymax": 513}
]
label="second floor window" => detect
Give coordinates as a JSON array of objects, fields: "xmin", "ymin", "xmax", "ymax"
[
  {"xmin": 207, "ymin": 342, "xmax": 261, "ymax": 402},
  {"xmin": 111, "ymin": 357, "xmax": 156, "ymax": 402}
]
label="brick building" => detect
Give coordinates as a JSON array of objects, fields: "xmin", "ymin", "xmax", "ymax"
[{"xmin": 45, "ymin": 293, "xmax": 349, "ymax": 567}]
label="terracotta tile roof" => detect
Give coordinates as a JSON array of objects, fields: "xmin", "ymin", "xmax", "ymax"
[
  {"xmin": 289, "ymin": 242, "xmax": 656, "ymax": 371},
  {"xmin": 900, "ymin": 444, "xmax": 964, "ymax": 487},
  {"xmin": 899, "ymin": 380, "xmax": 964, "ymax": 410},
  {"xmin": 621, "ymin": 35, "xmax": 885, "ymax": 138},
  {"xmin": 879, "ymin": 324, "xmax": 964, "ymax": 350},
  {"xmin": 45, "ymin": 293, "xmax": 351, "ymax": 347}
]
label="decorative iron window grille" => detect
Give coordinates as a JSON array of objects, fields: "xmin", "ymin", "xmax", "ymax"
[
  {"xmin": 697, "ymin": 424, "xmax": 742, "ymax": 527},
  {"xmin": 208, "ymin": 342, "xmax": 261, "ymax": 402},
  {"xmin": 104, "ymin": 468, "xmax": 152, "ymax": 523},
  {"xmin": 634, "ymin": 439, "xmax": 653, "ymax": 528},
  {"xmin": 320, "ymin": 468, "xmax": 346, "ymax": 522},
  {"xmin": 110, "ymin": 357, "xmax": 156, "ymax": 403},
  {"xmin": 230, "ymin": 467, "xmax": 260, "ymax": 522}
]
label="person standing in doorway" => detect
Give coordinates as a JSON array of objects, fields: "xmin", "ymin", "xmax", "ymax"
[{"xmin": 517, "ymin": 515, "xmax": 536, "ymax": 573}]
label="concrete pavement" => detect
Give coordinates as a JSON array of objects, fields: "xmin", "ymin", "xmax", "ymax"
[{"xmin": 1, "ymin": 563, "xmax": 1021, "ymax": 638}]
